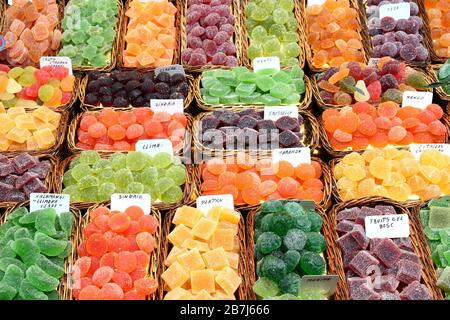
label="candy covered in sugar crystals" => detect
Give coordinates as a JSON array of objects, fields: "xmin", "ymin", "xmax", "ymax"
[{"xmin": 425, "ymin": 0, "xmax": 450, "ymax": 58}]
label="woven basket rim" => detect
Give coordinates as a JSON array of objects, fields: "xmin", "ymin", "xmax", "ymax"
[
  {"xmin": 327, "ymin": 196, "xmax": 444, "ymax": 300},
  {"xmin": 425, "ymin": 65, "xmax": 450, "ymax": 102},
  {"xmin": 157, "ymin": 204, "xmax": 248, "ymax": 300}
]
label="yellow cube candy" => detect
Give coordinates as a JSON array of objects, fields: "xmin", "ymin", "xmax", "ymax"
[
  {"xmin": 225, "ymin": 252, "xmax": 239, "ymax": 270},
  {"xmin": 215, "ymin": 267, "xmax": 241, "ymax": 296},
  {"xmin": 26, "ymin": 137, "xmax": 39, "ymax": 150},
  {"xmin": 202, "ymin": 247, "xmax": 229, "ymax": 270},
  {"xmin": 210, "ymin": 229, "xmax": 235, "ymax": 251},
  {"xmin": 173, "ymin": 206, "xmax": 203, "ymax": 228},
  {"xmin": 219, "ymin": 207, "xmax": 240, "ymax": 224},
  {"xmin": 232, "ymin": 236, "xmax": 240, "ymax": 253},
  {"xmin": 195, "ymin": 289, "xmax": 213, "ymax": 300},
  {"xmin": 212, "ymin": 289, "xmax": 236, "ymax": 300},
  {"xmin": 0, "ymin": 115, "xmax": 15, "ymax": 134},
  {"xmin": 6, "ymin": 107, "xmax": 25, "ymax": 119},
  {"xmin": 6, "ymin": 127, "xmax": 31, "ymax": 144},
  {"xmin": 15, "ymin": 114, "xmax": 37, "ymax": 130},
  {"xmin": 206, "ymin": 206, "xmax": 222, "ymax": 221},
  {"xmin": 164, "ymin": 287, "xmax": 193, "ymax": 300},
  {"xmin": 177, "ymin": 248, "xmax": 206, "ymax": 271},
  {"xmin": 33, "ymin": 128, "xmax": 56, "ymax": 149},
  {"xmin": 192, "ymin": 218, "xmax": 218, "ymax": 241},
  {"xmin": 218, "ymin": 221, "xmax": 238, "ymax": 234},
  {"xmin": 165, "ymin": 246, "xmax": 188, "ymax": 267},
  {"xmin": 8, "ymin": 142, "xmax": 27, "ymax": 151},
  {"xmin": 49, "ymin": 112, "xmax": 61, "ymax": 127},
  {"xmin": 191, "ymin": 269, "xmax": 216, "ymax": 294},
  {"xmin": 167, "ymin": 224, "xmax": 193, "ymax": 247},
  {"xmin": 181, "ymin": 239, "xmax": 210, "ymax": 252},
  {"xmin": 35, "ymin": 119, "xmax": 57, "ymax": 132},
  {"xmin": 161, "ymin": 261, "xmax": 189, "ymax": 290},
  {"xmin": 0, "ymin": 136, "xmax": 12, "ymax": 151},
  {"xmin": 32, "ymin": 106, "xmax": 58, "ymax": 123},
  {"xmin": 16, "ymin": 99, "xmax": 37, "ymax": 108}
]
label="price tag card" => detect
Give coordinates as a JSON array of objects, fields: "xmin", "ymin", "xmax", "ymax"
[
  {"xmin": 272, "ymin": 147, "xmax": 311, "ymax": 167},
  {"xmin": 379, "ymin": 3, "xmax": 410, "ymax": 20},
  {"xmin": 263, "ymin": 106, "xmax": 298, "ymax": 121},
  {"xmin": 402, "ymin": 91, "xmax": 433, "ymax": 109},
  {"xmin": 40, "ymin": 56, "xmax": 73, "ymax": 75},
  {"xmin": 300, "ymin": 275, "xmax": 339, "ymax": 297},
  {"xmin": 365, "ymin": 214, "xmax": 410, "ymax": 239},
  {"xmin": 150, "ymin": 99, "xmax": 184, "ymax": 114},
  {"xmin": 409, "ymin": 144, "xmax": 450, "ymax": 159},
  {"xmin": 367, "ymin": 58, "xmax": 380, "ymax": 68},
  {"xmin": 253, "ymin": 57, "xmax": 280, "ymax": 73},
  {"xmin": 30, "ymin": 193, "xmax": 70, "ymax": 215},
  {"xmin": 196, "ymin": 194, "xmax": 234, "ymax": 213},
  {"xmin": 307, "ymin": 0, "xmax": 326, "ymax": 5},
  {"xmin": 155, "ymin": 64, "xmax": 185, "ymax": 76},
  {"xmin": 135, "ymin": 139, "xmax": 173, "ymax": 156},
  {"xmin": 110, "ymin": 194, "xmax": 151, "ymax": 215}
]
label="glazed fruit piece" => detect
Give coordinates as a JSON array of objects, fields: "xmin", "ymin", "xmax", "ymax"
[{"xmin": 425, "ymin": 0, "xmax": 450, "ymax": 58}]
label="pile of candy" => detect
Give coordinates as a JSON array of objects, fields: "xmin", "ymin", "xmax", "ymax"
[
  {"xmin": 201, "ymin": 65, "xmax": 305, "ymax": 105},
  {"xmin": 123, "ymin": 0, "xmax": 177, "ymax": 68},
  {"xmin": 1, "ymin": 0, "xmax": 61, "ymax": 66},
  {"xmin": 425, "ymin": 0, "xmax": 450, "ymax": 58},
  {"xmin": 244, "ymin": 0, "xmax": 300, "ymax": 66},
  {"xmin": 252, "ymin": 200, "xmax": 328, "ymax": 300},
  {"xmin": 0, "ymin": 106, "xmax": 61, "ymax": 152},
  {"xmin": 76, "ymin": 108, "xmax": 187, "ymax": 151},
  {"xmin": 317, "ymin": 58, "xmax": 428, "ymax": 105},
  {"xmin": 59, "ymin": 0, "xmax": 118, "ymax": 67},
  {"xmin": 162, "ymin": 205, "xmax": 242, "ymax": 299},
  {"xmin": 181, "ymin": 0, "xmax": 237, "ymax": 67},
  {"xmin": 73, "ymin": 206, "xmax": 158, "ymax": 300},
  {"xmin": 334, "ymin": 148, "xmax": 450, "ymax": 201},
  {"xmin": 0, "ymin": 153, "xmax": 50, "ymax": 202},
  {"xmin": 200, "ymin": 154, "xmax": 324, "ymax": 205},
  {"xmin": 323, "ymin": 102, "xmax": 446, "ymax": 150},
  {"xmin": 84, "ymin": 70, "xmax": 188, "ymax": 108},
  {"xmin": 336, "ymin": 204, "xmax": 432, "ymax": 300},
  {"xmin": 367, "ymin": 0, "xmax": 429, "ymax": 62},
  {"xmin": 306, "ymin": 0, "xmax": 365, "ymax": 68},
  {"xmin": 0, "ymin": 64, "xmax": 74, "ymax": 109},
  {"xmin": 63, "ymin": 151, "xmax": 186, "ymax": 204},
  {"xmin": 0, "ymin": 207, "xmax": 73, "ymax": 300}
]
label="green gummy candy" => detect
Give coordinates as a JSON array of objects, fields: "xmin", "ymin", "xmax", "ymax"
[
  {"xmin": 34, "ymin": 232, "xmax": 68, "ymax": 257},
  {"xmin": 203, "ymin": 95, "xmax": 220, "ymax": 105},
  {"xmin": 18, "ymin": 211, "xmax": 38, "ymax": 225},
  {"xmin": 36, "ymin": 255, "xmax": 65, "ymax": 279},
  {"xmin": 279, "ymin": 273, "xmax": 301, "ymax": 295},
  {"xmin": 110, "ymin": 153, "xmax": 127, "ymax": 170},
  {"xmin": 1, "ymin": 265, "xmax": 24, "ymax": 288},
  {"xmin": 0, "ymin": 241, "xmax": 16, "ymax": 259},
  {"xmin": 255, "ymin": 76, "xmax": 275, "ymax": 92},
  {"xmin": 58, "ymin": 212, "xmax": 73, "ymax": 239},
  {"xmin": 79, "ymin": 175, "xmax": 99, "ymax": 189},
  {"xmin": 284, "ymin": 202, "xmax": 304, "ymax": 216},
  {"xmin": 71, "ymin": 163, "xmax": 92, "ymax": 181},
  {"xmin": 153, "ymin": 152, "xmax": 173, "ymax": 169},
  {"xmin": 63, "ymin": 170, "xmax": 77, "ymax": 187},
  {"xmin": 35, "ymin": 208, "xmax": 57, "ymax": 237},
  {"xmin": 155, "ymin": 177, "xmax": 175, "ymax": 195},
  {"xmin": 79, "ymin": 150, "xmax": 101, "ymax": 165},
  {"xmin": 0, "ymin": 283, "xmax": 17, "ymax": 300},
  {"xmin": 219, "ymin": 93, "xmax": 239, "ymax": 104},
  {"xmin": 19, "ymin": 279, "xmax": 48, "ymax": 300},
  {"xmin": 114, "ymin": 169, "xmax": 134, "ymax": 189},
  {"xmin": 57, "ymin": 242, "xmax": 71, "ymax": 259},
  {"xmin": 269, "ymin": 212, "xmax": 294, "ymax": 236},
  {"xmin": 429, "ymin": 207, "xmax": 450, "ymax": 228},
  {"xmin": 259, "ymin": 94, "xmax": 281, "ymax": 106},
  {"xmin": 305, "ymin": 233, "xmax": 326, "ymax": 253},
  {"xmin": 420, "ymin": 209, "xmax": 430, "ymax": 227},
  {"xmin": 0, "ymin": 257, "xmax": 26, "ymax": 273},
  {"xmin": 256, "ymin": 232, "xmax": 281, "ymax": 255},
  {"xmin": 46, "ymin": 291, "xmax": 60, "ymax": 300},
  {"xmin": 283, "ymin": 229, "xmax": 307, "ymax": 251},
  {"xmin": 11, "ymin": 238, "xmax": 40, "ymax": 266},
  {"xmin": 126, "ymin": 151, "xmax": 147, "ymax": 171},
  {"xmin": 26, "ymin": 265, "xmax": 59, "ymax": 292},
  {"xmin": 209, "ymin": 83, "xmax": 231, "ymax": 97},
  {"xmin": 261, "ymin": 200, "xmax": 284, "ymax": 214},
  {"xmin": 92, "ymin": 158, "xmax": 112, "ymax": 174},
  {"xmin": 165, "ymin": 166, "xmax": 186, "ymax": 186},
  {"xmin": 6, "ymin": 207, "xmax": 28, "ymax": 222},
  {"xmin": 260, "ymin": 214, "xmax": 273, "ymax": 232},
  {"xmin": 272, "ymin": 71, "xmax": 291, "ymax": 84},
  {"xmin": 161, "ymin": 186, "xmax": 183, "ymax": 204},
  {"xmin": 127, "ymin": 182, "xmax": 144, "ymax": 194},
  {"xmin": 299, "ymin": 251, "xmax": 326, "ymax": 275},
  {"xmin": 261, "ymin": 255, "xmax": 287, "ymax": 282},
  {"xmin": 283, "ymin": 250, "xmax": 301, "ymax": 273},
  {"xmin": 235, "ymin": 83, "xmax": 256, "ymax": 96},
  {"xmin": 14, "ymin": 228, "xmax": 32, "ymax": 240},
  {"xmin": 270, "ymin": 83, "xmax": 292, "ymax": 100},
  {"xmin": 252, "ymin": 277, "xmax": 279, "ymax": 298},
  {"xmin": 308, "ymin": 212, "xmax": 323, "ymax": 232}
]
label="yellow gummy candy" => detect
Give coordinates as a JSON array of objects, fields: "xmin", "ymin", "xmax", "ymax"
[
  {"xmin": 343, "ymin": 165, "xmax": 366, "ymax": 182},
  {"xmin": 342, "ymin": 152, "xmax": 365, "ymax": 166},
  {"xmin": 369, "ymin": 156, "xmax": 391, "ymax": 180},
  {"xmin": 419, "ymin": 165, "xmax": 442, "ymax": 184},
  {"xmin": 387, "ymin": 183, "xmax": 412, "ymax": 202}
]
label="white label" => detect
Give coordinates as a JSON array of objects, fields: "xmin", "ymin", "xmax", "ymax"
[
  {"xmin": 307, "ymin": 0, "xmax": 326, "ymax": 5},
  {"xmin": 196, "ymin": 194, "xmax": 234, "ymax": 213},
  {"xmin": 30, "ymin": 193, "xmax": 70, "ymax": 215},
  {"xmin": 155, "ymin": 64, "xmax": 185, "ymax": 76},
  {"xmin": 150, "ymin": 99, "xmax": 184, "ymax": 114},
  {"xmin": 379, "ymin": 3, "xmax": 410, "ymax": 20},
  {"xmin": 300, "ymin": 275, "xmax": 339, "ymax": 297},
  {"xmin": 135, "ymin": 139, "xmax": 173, "ymax": 156},
  {"xmin": 39, "ymin": 57, "xmax": 73, "ymax": 75},
  {"xmin": 365, "ymin": 214, "xmax": 410, "ymax": 239},
  {"xmin": 409, "ymin": 144, "xmax": 450, "ymax": 159},
  {"xmin": 253, "ymin": 57, "xmax": 280, "ymax": 73},
  {"xmin": 110, "ymin": 194, "xmax": 151, "ymax": 215},
  {"xmin": 264, "ymin": 106, "xmax": 298, "ymax": 121},
  {"xmin": 402, "ymin": 91, "xmax": 433, "ymax": 109},
  {"xmin": 272, "ymin": 147, "xmax": 311, "ymax": 167},
  {"xmin": 367, "ymin": 58, "xmax": 379, "ymax": 68}
]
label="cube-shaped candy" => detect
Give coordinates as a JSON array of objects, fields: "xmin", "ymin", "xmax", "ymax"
[
  {"xmin": 225, "ymin": 252, "xmax": 239, "ymax": 270},
  {"xmin": 12, "ymin": 153, "xmax": 38, "ymax": 174},
  {"xmin": 217, "ymin": 220, "xmax": 239, "ymax": 234},
  {"xmin": 399, "ymin": 281, "xmax": 431, "ymax": 300},
  {"xmin": 206, "ymin": 206, "xmax": 223, "ymax": 221},
  {"xmin": 393, "ymin": 238, "xmax": 413, "ymax": 252},
  {"xmin": 429, "ymin": 207, "xmax": 450, "ymax": 228},
  {"xmin": 0, "ymin": 116, "xmax": 15, "ymax": 134},
  {"xmin": 0, "ymin": 162, "xmax": 14, "ymax": 177},
  {"xmin": 343, "ymin": 251, "xmax": 358, "ymax": 270},
  {"xmin": 212, "ymin": 290, "xmax": 236, "ymax": 300},
  {"xmin": 210, "ymin": 228, "xmax": 235, "ymax": 251},
  {"xmin": 32, "ymin": 106, "xmax": 59, "ymax": 123},
  {"xmin": 7, "ymin": 107, "xmax": 26, "ymax": 119},
  {"xmin": 164, "ymin": 287, "xmax": 193, "ymax": 300},
  {"xmin": 338, "ymin": 232, "xmax": 361, "ymax": 254},
  {"xmin": 15, "ymin": 172, "xmax": 38, "ymax": 189},
  {"xmin": 6, "ymin": 127, "xmax": 31, "ymax": 144},
  {"xmin": 380, "ymin": 291, "xmax": 400, "ymax": 300},
  {"xmin": 177, "ymin": 248, "xmax": 206, "ymax": 271},
  {"xmin": 375, "ymin": 274, "xmax": 399, "ymax": 292},
  {"xmin": 0, "ymin": 137, "xmax": 12, "ymax": 151},
  {"xmin": 356, "ymin": 207, "xmax": 383, "ymax": 225},
  {"xmin": 161, "ymin": 261, "xmax": 189, "ymax": 290},
  {"xmin": 396, "ymin": 259, "xmax": 422, "ymax": 284},
  {"xmin": 346, "ymin": 270, "xmax": 358, "ymax": 278},
  {"xmin": 192, "ymin": 218, "xmax": 218, "ymax": 241},
  {"xmin": 347, "ymin": 277, "xmax": 371, "ymax": 297},
  {"xmin": 167, "ymin": 224, "xmax": 193, "ymax": 247},
  {"xmin": 350, "ymin": 225, "xmax": 369, "ymax": 249},
  {"xmin": 437, "ymin": 266, "xmax": 450, "ymax": 292},
  {"xmin": 191, "ymin": 269, "xmax": 216, "ymax": 294},
  {"xmin": 219, "ymin": 207, "xmax": 240, "ymax": 224},
  {"xmin": 195, "ymin": 289, "xmax": 213, "ymax": 300},
  {"xmin": 369, "ymin": 238, "xmax": 383, "ymax": 251},
  {"xmin": 26, "ymin": 137, "xmax": 39, "ymax": 150},
  {"xmin": 173, "ymin": 206, "xmax": 202, "ymax": 228},
  {"xmin": 350, "ymin": 283, "xmax": 381, "ymax": 300},
  {"xmin": 182, "ymin": 239, "xmax": 210, "ymax": 252},
  {"xmin": 165, "ymin": 246, "xmax": 188, "ymax": 267},
  {"xmin": 0, "ymin": 182, "xmax": 14, "ymax": 201},
  {"xmin": 28, "ymin": 161, "xmax": 50, "ymax": 179},
  {"xmin": 0, "ymin": 174, "xmax": 18, "ymax": 185},
  {"xmin": 202, "ymin": 247, "xmax": 229, "ymax": 270},
  {"xmin": 33, "ymin": 128, "xmax": 56, "ymax": 149},
  {"xmin": 374, "ymin": 205, "xmax": 396, "ymax": 215},
  {"xmin": 399, "ymin": 249, "xmax": 419, "ymax": 264},
  {"xmin": 337, "ymin": 207, "xmax": 360, "ymax": 221},
  {"xmin": 349, "ymin": 250, "xmax": 380, "ymax": 277},
  {"xmin": 336, "ymin": 220, "xmax": 356, "ymax": 233},
  {"xmin": 232, "ymin": 236, "xmax": 240, "ymax": 253},
  {"xmin": 372, "ymin": 238, "xmax": 402, "ymax": 267},
  {"xmin": 14, "ymin": 114, "xmax": 37, "ymax": 130},
  {"xmin": 0, "ymin": 155, "xmax": 8, "ymax": 164},
  {"xmin": 215, "ymin": 267, "xmax": 241, "ymax": 296},
  {"xmin": 23, "ymin": 178, "xmax": 46, "ymax": 198}
]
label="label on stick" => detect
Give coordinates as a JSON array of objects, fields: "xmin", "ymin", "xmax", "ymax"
[
  {"xmin": 300, "ymin": 275, "xmax": 339, "ymax": 297},
  {"xmin": 150, "ymin": 99, "xmax": 184, "ymax": 114},
  {"xmin": 264, "ymin": 106, "xmax": 298, "ymax": 121},
  {"xmin": 253, "ymin": 57, "xmax": 280, "ymax": 73},
  {"xmin": 379, "ymin": 3, "xmax": 410, "ymax": 20},
  {"xmin": 307, "ymin": 0, "xmax": 327, "ymax": 5},
  {"xmin": 30, "ymin": 193, "xmax": 70, "ymax": 215},
  {"xmin": 135, "ymin": 139, "xmax": 173, "ymax": 156},
  {"xmin": 110, "ymin": 194, "xmax": 151, "ymax": 215},
  {"xmin": 40, "ymin": 57, "xmax": 73, "ymax": 75},
  {"xmin": 365, "ymin": 214, "xmax": 410, "ymax": 239},
  {"xmin": 409, "ymin": 144, "xmax": 450, "ymax": 159},
  {"xmin": 155, "ymin": 64, "xmax": 185, "ymax": 76},
  {"xmin": 272, "ymin": 147, "xmax": 311, "ymax": 167},
  {"xmin": 196, "ymin": 194, "xmax": 234, "ymax": 213},
  {"xmin": 402, "ymin": 91, "xmax": 433, "ymax": 109}
]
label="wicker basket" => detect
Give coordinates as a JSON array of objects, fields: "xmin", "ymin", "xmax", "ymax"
[
  {"xmin": 157, "ymin": 204, "xmax": 248, "ymax": 300},
  {"xmin": 194, "ymin": 73, "xmax": 313, "ymax": 111},
  {"xmin": 327, "ymin": 196, "xmax": 444, "ymax": 300},
  {"xmin": 193, "ymin": 153, "xmax": 333, "ymax": 210},
  {"xmin": 312, "ymin": 67, "xmax": 436, "ymax": 110},
  {"xmin": 179, "ymin": 0, "xmax": 244, "ymax": 73},
  {"xmin": 2, "ymin": 200, "xmax": 82, "ymax": 300},
  {"xmin": 301, "ymin": 0, "xmax": 370, "ymax": 73},
  {"xmin": 358, "ymin": 0, "xmax": 433, "ymax": 69},
  {"xmin": 192, "ymin": 108, "xmax": 321, "ymax": 157},
  {"xmin": 426, "ymin": 64, "xmax": 450, "ymax": 102},
  {"xmin": 246, "ymin": 200, "xmax": 341, "ymax": 300},
  {"xmin": 54, "ymin": 152, "xmax": 196, "ymax": 212},
  {"xmin": 240, "ymin": 0, "xmax": 306, "ymax": 70},
  {"xmin": 117, "ymin": 0, "xmax": 181, "ymax": 70},
  {"xmin": 63, "ymin": 201, "xmax": 161, "ymax": 300},
  {"xmin": 66, "ymin": 109, "xmax": 193, "ymax": 157},
  {"xmin": 78, "ymin": 73, "xmax": 195, "ymax": 112}
]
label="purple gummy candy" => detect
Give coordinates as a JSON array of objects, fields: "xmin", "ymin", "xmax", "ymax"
[
  {"xmin": 205, "ymin": 26, "xmax": 218, "ymax": 39},
  {"xmin": 380, "ymin": 42, "xmax": 398, "ymax": 58},
  {"xmin": 212, "ymin": 52, "xmax": 227, "ymax": 65},
  {"xmin": 190, "ymin": 25, "xmax": 205, "ymax": 37},
  {"xmin": 236, "ymin": 128, "xmax": 258, "ymax": 147},
  {"xmin": 204, "ymin": 13, "xmax": 220, "ymax": 26},
  {"xmin": 372, "ymin": 238, "xmax": 402, "ymax": 268},
  {"xmin": 374, "ymin": 205, "xmax": 396, "ymax": 215},
  {"xmin": 203, "ymin": 39, "xmax": 217, "ymax": 58},
  {"xmin": 188, "ymin": 51, "xmax": 207, "ymax": 66},
  {"xmin": 0, "ymin": 174, "xmax": 18, "ymax": 186},
  {"xmin": 393, "ymin": 238, "xmax": 413, "ymax": 252},
  {"xmin": 368, "ymin": 17, "xmax": 380, "ymax": 30},
  {"xmin": 201, "ymin": 115, "xmax": 220, "ymax": 132},
  {"xmin": 219, "ymin": 126, "xmax": 240, "ymax": 135},
  {"xmin": 15, "ymin": 172, "xmax": 38, "ymax": 190},
  {"xmin": 375, "ymin": 274, "xmax": 399, "ymax": 292},
  {"xmin": 256, "ymin": 119, "xmax": 277, "ymax": 131},
  {"xmin": 380, "ymin": 291, "xmax": 400, "ymax": 300},
  {"xmin": 238, "ymin": 109, "xmax": 254, "ymax": 117},
  {"xmin": 337, "ymin": 220, "xmax": 356, "ymax": 233},
  {"xmin": 186, "ymin": 10, "xmax": 202, "ymax": 24},
  {"xmin": 348, "ymin": 277, "xmax": 371, "ymax": 297},
  {"xmin": 409, "ymin": 2, "xmax": 419, "ymax": 16},
  {"xmin": 349, "ymin": 250, "xmax": 380, "ymax": 278},
  {"xmin": 337, "ymin": 207, "xmax": 360, "ymax": 221},
  {"xmin": 258, "ymin": 130, "xmax": 279, "ymax": 146},
  {"xmin": 355, "ymin": 206, "xmax": 383, "ymax": 225},
  {"xmin": 202, "ymin": 129, "xmax": 226, "ymax": 149},
  {"xmin": 212, "ymin": 110, "xmax": 223, "ymax": 117},
  {"xmin": 346, "ymin": 270, "xmax": 358, "ymax": 279},
  {"xmin": 405, "ymin": 18, "xmax": 420, "ymax": 34},
  {"xmin": 399, "ymin": 44, "xmax": 417, "ymax": 61},
  {"xmin": 237, "ymin": 115, "xmax": 258, "ymax": 130},
  {"xmin": 225, "ymin": 56, "xmax": 237, "ymax": 67},
  {"xmin": 0, "ymin": 163, "xmax": 15, "ymax": 177},
  {"xmin": 275, "ymin": 116, "xmax": 299, "ymax": 132},
  {"xmin": 219, "ymin": 111, "xmax": 240, "ymax": 126},
  {"xmin": 384, "ymin": 32, "xmax": 396, "ymax": 43},
  {"xmin": 0, "ymin": 155, "xmax": 8, "ymax": 163},
  {"xmin": 279, "ymin": 131, "xmax": 300, "ymax": 148},
  {"xmin": 212, "ymin": 4, "xmax": 229, "ymax": 16},
  {"xmin": 372, "ymin": 34, "xmax": 385, "ymax": 46},
  {"xmin": 403, "ymin": 34, "xmax": 420, "ymax": 47},
  {"xmin": 399, "ymin": 281, "xmax": 431, "ymax": 300},
  {"xmin": 343, "ymin": 251, "xmax": 358, "ymax": 269},
  {"xmin": 217, "ymin": 41, "xmax": 236, "ymax": 56},
  {"xmin": 338, "ymin": 232, "xmax": 361, "ymax": 254},
  {"xmin": 415, "ymin": 46, "xmax": 428, "ymax": 61},
  {"xmin": 187, "ymin": 35, "xmax": 203, "ymax": 49},
  {"xmin": 213, "ymin": 31, "xmax": 229, "ymax": 45},
  {"xmin": 380, "ymin": 16, "xmax": 396, "ymax": 32},
  {"xmin": 351, "ymin": 283, "xmax": 381, "ymax": 300},
  {"xmin": 219, "ymin": 24, "xmax": 234, "ymax": 36},
  {"xmin": 372, "ymin": 45, "xmax": 382, "ymax": 58},
  {"xmin": 369, "ymin": 238, "xmax": 383, "ymax": 251},
  {"xmin": 28, "ymin": 161, "xmax": 50, "ymax": 179},
  {"xmin": 396, "ymin": 259, "xmax": 422, "ymax": 284},
  {"xmin": 362, "ymin": 71, "xmax": 380, "ymax": 86},
  {"xmin": 23, "ymin": 178, "xmax": 47, "ymax": 198},
  {"xmin": 0, "ymin": 182, "xmax": 14, "ymax": 200},
  {"xmin": 399, "ymin": 249, "xmax": 419, "ymax": 264},
  {"xmin": 394, "ymin": 31, "xmax": 407, "ymax": 42},
  {"xmin": 350, "ymin": 225, "xmax": 370, "ymax": 250}
]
